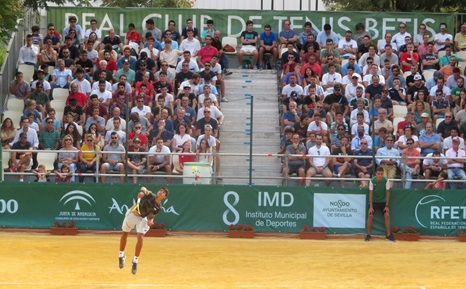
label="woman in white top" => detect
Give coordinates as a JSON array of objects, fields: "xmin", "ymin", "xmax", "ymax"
[
  {"xmin": 171, "ymin": 122, "xmax": 191, "ymax": 152},
  {"xmin": 195, "ymin": 138, "xmax": 213, "ymax": 164}
]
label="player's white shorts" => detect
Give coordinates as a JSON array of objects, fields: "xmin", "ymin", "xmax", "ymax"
[
  {"xmin": 240, "ymin": 45, "xmax": 257, "ymax": 54},
  {"xmin": 121, "ymin": 210, "xmax": 149, "ymax": 234}
]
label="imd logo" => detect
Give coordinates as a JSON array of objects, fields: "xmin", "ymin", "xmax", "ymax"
[{"xmin": 60, "ymin": 190, "xmax": 96, "ymax": 210}]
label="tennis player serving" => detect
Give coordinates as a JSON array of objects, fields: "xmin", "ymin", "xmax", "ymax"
[{"xmin": 118, "ymin": 186, "xmax": 169, "ymax": 274}]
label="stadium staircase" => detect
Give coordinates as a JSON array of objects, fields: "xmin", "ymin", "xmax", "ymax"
[{"xmin": 220, "ymin": 69, "xmax": 282, "ymax": 185}]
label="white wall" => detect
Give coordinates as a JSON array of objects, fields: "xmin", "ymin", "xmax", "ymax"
[{"xmin": 193, "ymin": 0, "xmax": 326, "ymax": 11}]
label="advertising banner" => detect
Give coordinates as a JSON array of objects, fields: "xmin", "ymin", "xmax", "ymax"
[
  {"xmin": 48, "ymin": 8, "xmax": 454, "ymax": 42},
  {"xmin": 0, "ymin": 183, "xmax": 464, "ymax": 236}
]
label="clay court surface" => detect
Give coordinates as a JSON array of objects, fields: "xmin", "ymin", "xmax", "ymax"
[{"xmin": 0, "ymin": 232, "xmax": 465, "ymax": 289}]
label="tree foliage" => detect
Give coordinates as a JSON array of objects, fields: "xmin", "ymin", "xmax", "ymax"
[
  {"xmin": 102, "ymin": 0, "xmax": 193, "ymax": 8},
  {"xmin": 323, "ymin": 0, "xmax": 466, "ymax": 12},
  {"xmin": 0, "ymin": 0, "xmax": 24, "ymax": 42}
]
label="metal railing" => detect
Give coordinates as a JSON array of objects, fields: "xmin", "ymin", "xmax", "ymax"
[{"xmin": 2, "ymin": 149, "xmax": 465, "ymax": 188}]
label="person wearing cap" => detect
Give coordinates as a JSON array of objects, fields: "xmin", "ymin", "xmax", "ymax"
[
  {"xmin": 323, "ymin": 83, "xmax": 349, "ymax": 116},
  {"xmin": 445, "ymin": 136, "xmax": 466, "ymax": 189},
  {"xmin": 407, "ymin": 73, "xmax": 429, "ymax": 106},
  {"xmin": 345, "ymin": 73, "xmax": 364, "ymax": 100},
  {"xmin": 9, "ymin": 131, "xmax": 34, "ymax": 182},
  {"xmin": 416, "ymin": 111, "xmax": 431, "ymax": 136}
]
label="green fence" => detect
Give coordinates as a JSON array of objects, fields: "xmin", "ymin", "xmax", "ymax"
[{"xmin": 1, "ymin": 183, "xmax": 464, "ymax": 236}]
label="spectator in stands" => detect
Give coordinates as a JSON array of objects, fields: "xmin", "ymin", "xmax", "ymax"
[
  {"xmin": 64, "ymin": 98, "xmax": 85, "ymax": 127},
  {"xmin": 400, "ymin": 137, "xmax": 421, "ymax": 189},
  {"xmin": 446, "ymin": 67, "xmax": 465, "ymax": 90},
  {"xmin": 358, "ymin": 45, "xmax": 379, "ymax": 70},
  {"xmin": 9, "ymin": 132, "xmax": 33, "ymax": 182},
  {"xmin": 443, "ymin": 127, "xmax": 464, "ymax": 154},
  {"xmin": 237, "ymin": 20, "xmax": 259, "ymax": 69},
  {"xmin": 126, "ymin": 137, "xmax": 146, "ymax": 184},
  {"xmin": 446, "ymin": 136, "xmax": 466, "ymax": 189},
  {"xmin": 407, "ymin": 74, "xmax": 429, "ymax": 108},
  {"xmin": 375, "ymin": 135, "xmax": 399, "ymax": 186},
  {"xmin": 440, "ymin": 56, "xmax": 459, "ymax": 81},
  {"xmin": 39, "ymin": 116, "xmax": 60, "ymax": 150},
  {"xmin": 353, "ymin": 22, "xmax": 370, "ymax": 46},
  {"xmin": 1, "ymin": 118, "xmax": 16, "ymax": 149},
  {"xmin": 100, "ymin": 132, "xmax": 125, "ymax": 183},
  {"xmin": 298, "ymin": 22, "xmax": 317, "ymax": 50},
  {"xmin": 281, "ymin": 42, "xmax": 300, "ymax": 66},
  {"xmin": 439, "ymin": 45, "xmax": 462, "ymax": 68},
  {"xmin": 85, "ymin": 106, "xmax": 106, "ymax": 133},
  {"xmin": 282, "ymin": 133, "xmax": 307, "ymax": 186},
  {"xmin": 349, "ymin": 87, "xmax": 369, "ymax": 111},
  {"xmin": 391, "ymin": 22, "xmax": 411, "ymax": 50},
  {"xmin": 63, "ymin": 16, "xmax": 83, "ymax": 40},
  {"xmin": 431, "ymin": 88, "xmax": 450, "ymax": 123},
  {"xmin": 305, "ymin": 134, "xmax": 332, "ymax": 187},
  {"xmin": 423, "ymin": 151, "xmax": 448, "ymax": 179},
  {"xmin": 455, "ymin": 22, "xmax": 466, "ymax": 51},
  {"xmin": 181, "ymin": 18, "xmax": 198, "ymax": 41},
  {"xmin": 353, "ymin": 137, "xmax": 373, "ymax": 188},
  {"xmin": 50, "ymin": 59, "xmax": 72, "ymax": 99},
  {"xmin": 307, "ymin": 112, "xmax": 328, "ymax": 144},
  {"xmin": 147, "ymin": 137, "xmax": 172, "ymax": 183},
  {"xmin": 258, "ymin": 24, "xmax": 278, "ymax": 69},
  {"xmin": 281, "ymin": 74, "xmax": 304, "ymax": 112},
  {"xmin": 419, "ymin": 121, "xmax": 441, "ymax": 156},
  {"xmin": 350, "ymin": 100, "xmax": 370, "ymax": 128},
  {"xmin": 434, "ymin": 22, "xmax": 453, "ymax": 51},
  {"xmin": 57, "ymin": 135, "xmax": 78, "ymax": 182},
  {"xmin": 364, "ymin": 76, "xmax": 384, "ymax": 101},
  {"xmin": 104, "ymin": 117, "xmax": 126, "ymax": 146},
  {"xmin": 331, "ymin": 135, "xmax": 352, "ymax": 187},
  {"xmin": 9, "ymin": 71, "xmax": 31, "ymax": 100},
  {"xmin": 18, "ymin": 34, "xmax": 39, "ymax": 67},
  {"xmin": 62, "ymin": 122, "xmax": 81, "ymax": 148},
  {"xmin": 279, "ymin": 19, "xmax": 298, "ymax": 49},
  {"xmin": 321, "ymin": 64, "xmax": 342, "ymax": 94},
  {"xmin": 85, "ymin": 19, "xmax": 101, "ymax": 43},
  {"xmin": 179, "ymin": 28, "xmax": 201, "ymax": 58},
  {"xmin": 43, "ymin": 23, "xmax": 61, "ymax": 51},
  {"xmin": 351, "ymin": 111, "xmax": 369, "ymax": 137},
  {"xmin": 436, "ymin": 111, "xmax": 458, "ymax": 141},
  {"xmin": 102, "ymin": 29, "xmax": 124, "ymax": 55},
  {"xmin": 378, "ymin": 33, "xmax": 395, "ymax": 54},
  {"xmin": 337, "ymin": 30, "xmax": 357, "ymax": 60},
  {"xmin": 152, "ymin": 118, "xmax": 174, "ymax": 147},
  {"xmin": 29, "ymin": 81, "xmax": 50, "ymax": 119},
  {"xmin": 282, "ymin": 101, "xmax": 301, "ymax": 131},
  {"xmin": 323, "ymin": 83, "xmax": 348, "ymax": 115},
  {"xmin": 197, "ymin": 35, "xmax": 218, "ymax": 68},
  {"xmin": 320, "ymin": 39, "xmax": 340, "ymax": 65},
  {"xmin": 78, "ymin": 133, "xmax": 101, "ymax": 182},
  {"xmin": 399, "ymin": 42, "xmax": 419, "ymax": 72},
  {"xmin": 316, "ymin": 23, "xmax": 338, "ymax": 49},
  {"xmin": 357, "ymin": 35, "xmax": 372, "ymax": 59}
]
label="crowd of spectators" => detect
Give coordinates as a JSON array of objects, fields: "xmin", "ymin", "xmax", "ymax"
[
  {"xmin": 276, "ymin": 21, "xmax": 466, "ymax": 189},
  {"xmin": 3, "ymin": 16, "xmax": 231, "ymax": 183}
]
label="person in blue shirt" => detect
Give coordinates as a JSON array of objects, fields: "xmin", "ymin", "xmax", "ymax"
[{"xmin": 258, "ymin": 25, "xmax": 278, "ymax": 69}]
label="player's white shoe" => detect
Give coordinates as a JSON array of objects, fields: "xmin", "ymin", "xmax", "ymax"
[
  {"xmin": 119, "ymin": 256, "xmax": 125, "ymax": 269},
  {"xmin": 131, "ymin": 262, "xmax": 137, "ymax": 274}
]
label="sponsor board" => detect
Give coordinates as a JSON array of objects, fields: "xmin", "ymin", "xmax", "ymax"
[{"xmin": 313, "ymin": 193, "xmax": 366, "ymax": 228}]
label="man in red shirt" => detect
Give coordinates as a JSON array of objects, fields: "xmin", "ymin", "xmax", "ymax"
[
  {"xmin": 197, "ymin": 35, "xmax": 219, "ymax": 69},
  {"xmin": 400, "ymin": 42, "xmax": 419, "ymax": 72},
  {"xmin": 66, "ymin": 83, "xmax": 87, "ymax": 108}
]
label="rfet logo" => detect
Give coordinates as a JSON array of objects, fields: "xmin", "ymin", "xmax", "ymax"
[
  {"xmin": 415, "ymin": 195, "xmax": 466, "ymax": 229},
  {"xmin": 59, "ymin": 190, "xmax": 96, "ymax": 211}
]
